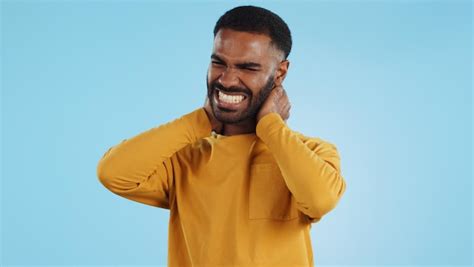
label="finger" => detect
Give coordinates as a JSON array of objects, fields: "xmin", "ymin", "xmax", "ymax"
[
  {"xmin": 275, "ymin": 85, "xmax": 283, "ymax": 95},
  {"xmin": 277, "ymin": 94, "xmax": 290, "ymax": 106},
  {"xmin": 282, "ymin": 91, "xmax": 289, "ymax": 102},
  {"xmin": 274, "ymin": 84, "xmax": 283, "ymax": 90},
  {"xmin": 282, "ymin": 110, "xmax": 289, "ymax": 121},
  {"xmin": 281, "ymin": 104, "xmax": 290, "ymax": 120},
  {"xmin": 284, "ymin": 104, "xmax": 291, "ymax": 115},
  {"xmin": 280, "ymin": 98, "xmax": 290, "ymax": 109},
  {"xmin": 269, "ymin": 86, "xmax": 280, "ymax": 98},
  {"xmin": 285, "ymin": 104, "xmax": 291, "ymax": 117},
  {"xmin": 280, "ymin": 87, "xmax": 285, "ymax": 96}
]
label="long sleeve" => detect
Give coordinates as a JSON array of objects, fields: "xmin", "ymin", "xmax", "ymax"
[
  {"xmin": 96, "ymin": 107, "xmax": 212, "ymax": 209},
  {"xmin": 255, "ymin": 112, "xmax": 347, "ymax": 222}
]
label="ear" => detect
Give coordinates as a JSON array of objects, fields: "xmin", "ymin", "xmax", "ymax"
[{"xmin": 274, "ymin": 60, "xmax": 290, "ymax": 87}]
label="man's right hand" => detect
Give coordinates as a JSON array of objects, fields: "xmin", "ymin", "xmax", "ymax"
[{"xmin": 204, "ymin": 96, "xmax": 224, "ymax": 134}]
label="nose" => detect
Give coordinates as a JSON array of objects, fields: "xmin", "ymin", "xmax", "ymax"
[{"xmin": 217, "ymin": 67, "xmax": 240, "ymax": 89}]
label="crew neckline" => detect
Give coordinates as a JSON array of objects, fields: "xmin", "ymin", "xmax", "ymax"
[{"xmin": 211, "ymin": 130, "xmax": 256, "ymax": 140}]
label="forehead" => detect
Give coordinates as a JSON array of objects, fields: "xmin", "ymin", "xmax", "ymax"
[{"xmin": 212, "ymin": 28, "xmax": 275, "ymax": 62}]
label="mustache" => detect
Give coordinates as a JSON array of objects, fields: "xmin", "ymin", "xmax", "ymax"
[{"xmin": 212, "ymin": 81, "xmax": 251, "ymax": 97}]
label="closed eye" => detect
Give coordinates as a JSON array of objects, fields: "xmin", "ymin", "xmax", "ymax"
[
  {"xmin": 236, "ymin": 63, "xmax": 261, "ymax": 72},
  {"xmin": 243, "ymin": 67, "xmax": 258, "ymax": 71}
]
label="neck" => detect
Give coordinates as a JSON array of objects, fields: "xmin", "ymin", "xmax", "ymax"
[{"xmin": 221, "ymin": 118, "xmax": 257, "ymax": 136}]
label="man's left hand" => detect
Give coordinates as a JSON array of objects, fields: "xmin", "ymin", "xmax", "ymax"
[{"xmin": 256, "ymin": 85, "xmax": 291, "ymax": 123}]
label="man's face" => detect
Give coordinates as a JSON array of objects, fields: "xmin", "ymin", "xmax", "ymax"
[{"xmin": 207, "ymin": 28, "xmax": 282, "ymax": 124}]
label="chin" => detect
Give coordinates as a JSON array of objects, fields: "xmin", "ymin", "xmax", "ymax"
[{"xmin": 213, "ymin": 108, "xmax": 239, "ymax": 123}]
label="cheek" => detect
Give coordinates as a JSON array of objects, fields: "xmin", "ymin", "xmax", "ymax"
[
  {"xmin": 241, "ymin": 73, "xmax": 270, "ymax": 92},
  {"xmin": 207, "ymin": 68, "xmax": 221, "ymax": 84}
]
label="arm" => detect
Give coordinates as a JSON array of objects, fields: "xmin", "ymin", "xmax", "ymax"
[
  {"xmin": 96, "ymin": 107, "xmax": 212, "ymax": 209},
  {"xmin": 256, "ymin": 113, "xmax": 347, "ymax": 222}
]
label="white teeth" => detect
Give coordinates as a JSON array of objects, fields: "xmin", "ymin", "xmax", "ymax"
[{"xmin": 218, "ymin": 91, "xmax": 245, "ymax": 104}]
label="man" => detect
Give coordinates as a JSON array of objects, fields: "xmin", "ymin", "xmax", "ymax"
[{"xmin": 97, "ymin": 5, "xmax": 346, "ymax": 267}]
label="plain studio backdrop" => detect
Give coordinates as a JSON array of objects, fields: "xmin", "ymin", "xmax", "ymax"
[{"xmin": 1, "ymin": 0, "xmax": 472, "ymax": 266}]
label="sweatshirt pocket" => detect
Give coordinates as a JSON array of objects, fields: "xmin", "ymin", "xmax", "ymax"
[{"xmin": 249, "ymin": 163, "xmax": 298, "ymax": 220}]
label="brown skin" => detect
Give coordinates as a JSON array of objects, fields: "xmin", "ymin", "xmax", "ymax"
[{"xmin": 204, "ymin": 28, "xmax": 291, "ymax": 136}]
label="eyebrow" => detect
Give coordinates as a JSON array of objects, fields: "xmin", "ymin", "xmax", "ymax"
[{"xmin": 211, "ymin": 54, "xmax": 262, "ymax": 69}]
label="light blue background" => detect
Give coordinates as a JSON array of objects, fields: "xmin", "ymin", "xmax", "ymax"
[{"xmin": 2, "ymin": 0, "xmax": 472, "ymax": 266}]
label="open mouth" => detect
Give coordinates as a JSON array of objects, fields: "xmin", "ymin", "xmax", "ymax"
[{"xmin": 213, "ymin": 88, "xmax": 249, "ymax": 111}]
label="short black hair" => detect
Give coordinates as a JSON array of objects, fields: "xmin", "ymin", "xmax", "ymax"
[{"xmin": 213, "ymin": 5, "xmax": 292, "ymax": 59}]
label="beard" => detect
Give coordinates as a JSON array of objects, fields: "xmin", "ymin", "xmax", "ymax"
[{"xmin": 206, "ymin": 74, "xmax": 275, "ymax": 124}]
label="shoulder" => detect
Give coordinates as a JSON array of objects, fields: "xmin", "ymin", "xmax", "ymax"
[{"xmin": 173, "ymin": 137, "xmax": 212, "ymax": 165}]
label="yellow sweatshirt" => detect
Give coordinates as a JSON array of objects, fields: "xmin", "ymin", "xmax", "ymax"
[{"xmin": 97, "ymin": 107, "xmax": 346, "ymax": 267}]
